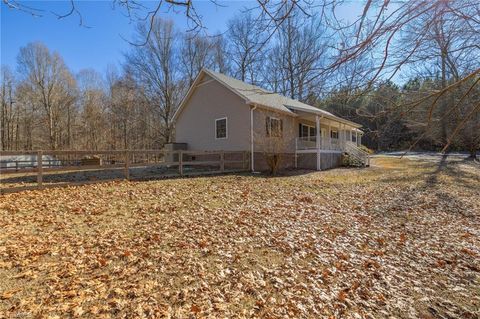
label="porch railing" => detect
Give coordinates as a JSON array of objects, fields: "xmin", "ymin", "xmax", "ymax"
[
  {"xmin": 295, "ymin": 138, "xmax": 369, "ymax": 166},
  {"xmin": 345, "ymin": 141, "xmax": 370, "ymax": 166},
  {"xmin": 296, "ymin": 137, "xmax": 343, "ymax": 151}
]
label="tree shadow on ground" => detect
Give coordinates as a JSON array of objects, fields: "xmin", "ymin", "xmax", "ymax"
[
  {"xmin": 424, "ymin": 154, "xmax": 449, "ymax": 186},
  {"xmin": 378, "ymin": 155, "xmax": 479, "ymax": 189},
  {"xmin": 426, "ymin": 157, "xmax": 479, "ymax": 188}
]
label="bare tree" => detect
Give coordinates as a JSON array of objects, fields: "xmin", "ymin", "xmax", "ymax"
[
  {"xmin": 16, "ymin": 42, "xmax": 77, "ymax": 150},
  {"xmin": 0, "ymin": 67, "xmax": 17, "ymax": 150},
  {"xmin": 265, "ymin": 10, "xmax": 329, "ymax": 101},
  {"xmin": 125, "ymin": 18, "xmax": 182, "ymax": 145},
  {"xmin": 210, "ymin": 34, "xmax": 230, "ymax": 75},
  {"xmin": 76, "ymin": 69, "xmax": 109, "ymax": 150},
  {"xmin": 180, "ymin": 34, "xmax": 215, "ymax": 86},
  {"xmin": 254, "ymin": 113, "xmax": 295, "ymax": 175},
  {"xmin": 3, "ymin": 0, "xmax": 317, "ymax": 45},
  {"xmin": 108, "ymin": 72, "xmax": 139, "ymax": 150},
  {"xmin": 227, "ymin": 11, "xmax": 267, "ymax": 84},
  {"xmin": 328, "ymin": 0, "xmax": 480, "ymax": 150},
  {"xmin": 447, "ymin": 78, "xmax": 480, "ymax": 159}
]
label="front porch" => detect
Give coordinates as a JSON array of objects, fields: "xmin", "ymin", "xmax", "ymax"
[{"xmin": 292, "ymin": 111, "xmax": 369, "ymax": 170}]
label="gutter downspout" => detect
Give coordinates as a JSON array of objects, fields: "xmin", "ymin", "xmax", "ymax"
[{"xmin": 250, "ymin": 104, "xmax": 257, "ymax": 172}]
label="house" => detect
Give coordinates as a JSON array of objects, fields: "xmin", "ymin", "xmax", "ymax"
[{"xmin": 172, "ymin": 69, "xmax": 368, "ymax": 171}]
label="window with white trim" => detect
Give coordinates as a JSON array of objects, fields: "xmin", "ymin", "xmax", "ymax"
[
  {"xmin": 331, "ymin": 129, "xmax": 339, "ymax": 139},
  {"xmin": 215, "ymin": 118, "xmax": 227, "ymax": 139},
  {"xmin": 298, "ymin": 123, "xmax": 316, "ymax": 140},
  {"xmin": 352, "ymin": 133, "xmax": 357, "ymax": 143},
  {"xmin": 266, "ymin": 116, "xmax": 283, "ymax": 137}
]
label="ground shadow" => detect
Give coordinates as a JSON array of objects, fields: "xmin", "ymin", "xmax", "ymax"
[
  {"xmin": 425, "ymin": 154, "xmax": 449, "ymax": 185},
  {"xmin": 378, "ymin": 155, "xmax": 479, "ymax": 189}
]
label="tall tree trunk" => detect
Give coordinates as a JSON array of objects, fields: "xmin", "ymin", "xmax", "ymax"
[
  {"xmin": 469, "ymin": 147, "xmax": 477, "ymax": 160},
  {"xmin": 67, "ymin": 105, "xmax": 71, "ymax": 149},
  {"xmin": 440, "ymin": 48, "xmax": 448, "ymax": 145}
]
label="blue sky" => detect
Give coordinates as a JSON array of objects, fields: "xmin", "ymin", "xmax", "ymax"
[
  {"xmin": 1, "ymin": 1, "xmax": 249, "ymax": 74},
  {"xmin": 1, "ymin": 1, "xmax": 362, "ymax": 75}
]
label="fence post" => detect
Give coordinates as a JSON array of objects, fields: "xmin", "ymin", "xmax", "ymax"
[
  {"xmin": 179, "ymin": 151, "xmax": 183, "ymax": 176},
  {"xmin": 124, "ymin": 150, "xmax": 130, "ymax": 180},
  {"xmin": 37, "ymin": 151, "xmax": 43, "ymax": 189}
]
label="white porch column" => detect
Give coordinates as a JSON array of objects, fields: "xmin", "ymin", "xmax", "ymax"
[
  {"xmin": 316, "ymin": 115, "xmax": 321, "ymax": 171},
  {"xmin": 339, "ymin": 124, "xmax": 343, "ymax": 150},
  {"xmin": 327, "ymin": 124, "xmax": 331, "ymax": 150}
]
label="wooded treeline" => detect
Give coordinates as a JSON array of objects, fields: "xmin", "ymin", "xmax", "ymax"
[{"xmin": 1, "ymin": 1, "xmax": 479, "ymax": 156}]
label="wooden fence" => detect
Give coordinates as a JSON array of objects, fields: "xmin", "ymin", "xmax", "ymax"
[{"xmin": 0, "ymin": 150, "xmax": 250, "ymax": 194}]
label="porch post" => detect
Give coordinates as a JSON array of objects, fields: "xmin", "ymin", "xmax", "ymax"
[
  {"xmin": 327, "ymin": 124, "xmax": 331, "ymax": 150},
  {"xmin": 316, "ymin": 115, "xmax": 321, "ymax": 171}
]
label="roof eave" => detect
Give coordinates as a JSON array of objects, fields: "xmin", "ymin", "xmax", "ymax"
[
  {"xmin": 288, "ymin": 106, "xmax": 362, "ymax": 128},
  {"xmin": 246, "ymin": 101, "xmax": 297, "ymax": 117},
  {"xmin": 172, "ymin": 70, "xmax": 206, "ymax": 122}
]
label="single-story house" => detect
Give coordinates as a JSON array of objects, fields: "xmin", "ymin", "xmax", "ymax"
[{"xmin": 172, "ymin": 69, "xmax": 368, "ymax": 171}]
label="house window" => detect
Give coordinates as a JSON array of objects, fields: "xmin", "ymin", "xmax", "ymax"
[
  {"xmin": 299, "ymin": 123, "xmax": 316, "ymax": 140},
  {"xmin": 331, "ymin": 129, "xmax": 339, "ymax": 139},
  {"xmin": 309, "ymin": 126, "xmax": 316, "ymax": 138},
  {"xmin": 352, "ymin": 133, "xmax": 357, "ymax": 143},
  {"xmin": 266, "ymin": 116, "xmax": 283, "ymax": 137},
  {"xmin": 321, "ymin": 128, "xmax": 327, "ymax": 138},
  {"xmin": 215, "ymin": 118, "xmax": 227, "ymax": 139}
]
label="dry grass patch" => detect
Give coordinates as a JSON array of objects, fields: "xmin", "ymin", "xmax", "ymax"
[{"xmin": 0, "ymin": 156, "xmax": 479, "ymax": 318}]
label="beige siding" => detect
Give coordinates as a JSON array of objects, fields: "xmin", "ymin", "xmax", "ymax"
[
  {"xmin": 253, "ymin": 109, "xmax": 296, "ymax": 153},
  {"xmin": 174, "ymin": 74, "xmax": 251, "ymax": 151}
]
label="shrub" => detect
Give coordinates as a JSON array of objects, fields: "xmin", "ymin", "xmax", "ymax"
[
  {"xmin": 341, "ymin": 153, "xmax": 363, "ymax": 167},
  {"xmin": 359, "ymin": 145, "xmax": 374, "ymax": 154}
]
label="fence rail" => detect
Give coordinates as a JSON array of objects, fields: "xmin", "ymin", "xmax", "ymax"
[{"xmin": 0, "ymin": 150, "xmax": 250, "ymax": 194}]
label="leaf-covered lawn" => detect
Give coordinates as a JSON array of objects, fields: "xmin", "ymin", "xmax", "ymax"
[{"xmin": 1, "ymin": 157, "xmax": 479, "ymax": 318}]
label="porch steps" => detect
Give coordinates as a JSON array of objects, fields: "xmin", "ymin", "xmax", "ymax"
[{"xmin": 345, "ymin": 142, "xmax": 370, "ymax": 167}]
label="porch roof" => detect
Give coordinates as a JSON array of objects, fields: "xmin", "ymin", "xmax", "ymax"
[{"xmin": 291, "ymin": 109, "xmax": 363, "ymax": 130}]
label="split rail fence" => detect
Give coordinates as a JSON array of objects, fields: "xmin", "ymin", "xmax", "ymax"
[{"xmin": 0, "ymin": 150, "xmax": 250, "ymax": 194}]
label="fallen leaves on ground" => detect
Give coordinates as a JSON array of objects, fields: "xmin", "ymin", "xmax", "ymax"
[{"xmin": 0, "ymin": 157, "xmax": 479, "ymax": 318}]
